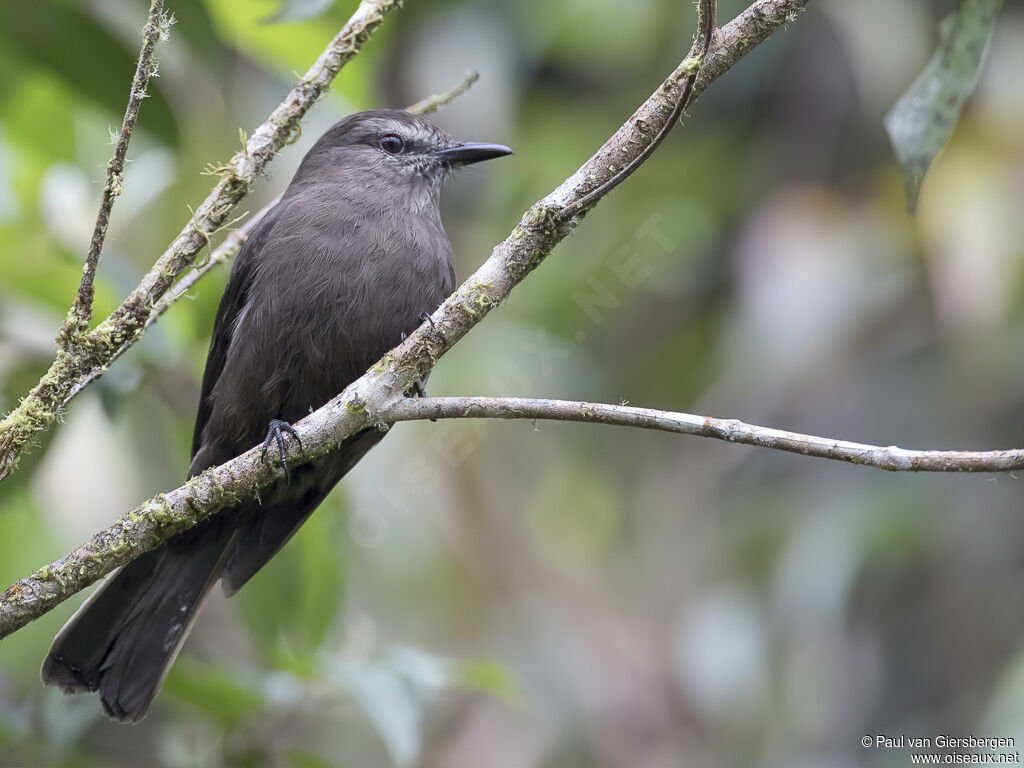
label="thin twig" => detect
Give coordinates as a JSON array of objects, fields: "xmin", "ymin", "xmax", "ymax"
[
  {"xmin": 405, "ymin": 70, "xmax": 479, "ymax": 115},
  {"xmin": 65, "ymin": 0, "xmax": 167, "ymax": 336},
  {"xmin": 384, "ymin": 397, "xmax": 1024, "ymax": 472},
  {"xmin": 0, "ymin": 0, "xmax": 811, "ymax": 638},
  {"xmin": 558, "ymin": 0, "xmax": 716, "ymax": 219}
]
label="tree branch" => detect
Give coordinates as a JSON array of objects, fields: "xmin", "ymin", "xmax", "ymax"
[
  {"xmin": 384, "ymin": 397, "xmax": 1024, "ymax": 472},
  {"xmin": 0, "ymin": 0, "xmax": 402, "ymax": 484},
  {"xmin": 66, "ymin": 0, "xmax": 167, "ymax": 336},
  {"xmin": 62, "ymin": 200, "xmax": 277, "ymax": 406},
  {"xmin": 0, "ymin": 0, "xmax": 820, "ymax": 637},
  {"xmin": 405, "ymin": 70, "xmax": 480, "ymax": 115}
]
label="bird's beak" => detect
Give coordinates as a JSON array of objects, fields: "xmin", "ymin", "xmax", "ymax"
[{"xmin": 434, "ymin": 142, "xmax": 514, "ymax": 166}]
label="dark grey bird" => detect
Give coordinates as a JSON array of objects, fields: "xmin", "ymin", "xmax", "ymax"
[{"xmin": 40, "ymin": 109, "xmax": 512, "ymax": 722}]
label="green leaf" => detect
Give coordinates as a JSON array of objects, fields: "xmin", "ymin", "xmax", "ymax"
[{"xmin": 884, "ymin": 0, "xmax": 1004, "ymax": 212}]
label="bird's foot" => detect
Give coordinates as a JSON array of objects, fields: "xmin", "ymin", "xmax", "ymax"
[
  {"xmin": 410, "ymin": 379, "xmax": 437, "ymax": 422},
  {"xmin": 419, "ymin": 311, "xmax": 446, "ymax": 342},
  {"xmin": 399, "ymin": 317, "xmax": 438, "ymax": 419},
  {"xmin": 261, "ymin": 419, "xmax": 302, "ymax": 481},
  {"xmin": 398, "ymin": 334, "xmax": 430, "ymax": 397},
  {"xmin": 400, "ymin": 313, "xmax": 440, "ymax": 343}
]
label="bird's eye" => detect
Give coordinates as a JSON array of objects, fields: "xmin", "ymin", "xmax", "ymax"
[{"xmin": 379, "ymin": 134, "xmax": 404, "ymax": 154}]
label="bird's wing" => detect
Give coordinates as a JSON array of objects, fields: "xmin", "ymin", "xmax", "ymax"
[{"xmin": 189, "ymin": 207, "xmax": 279, "ymax": 466}]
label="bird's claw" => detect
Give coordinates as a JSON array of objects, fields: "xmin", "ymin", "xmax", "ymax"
[
  {"xmin": 411, "ymin": 379, "xmax": 437, "ymax": 422},
  {"xmin": 399, "ymin": 314, "xmax": 437, "ymax": 419},
  {"xmin": 261, "ymin": 419, "xmax": 302, "ymax": 481}
]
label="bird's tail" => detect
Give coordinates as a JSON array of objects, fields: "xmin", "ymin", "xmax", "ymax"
[{"xmin": 41, "ymin": 525, "xmax": 236, "ymax": 722}]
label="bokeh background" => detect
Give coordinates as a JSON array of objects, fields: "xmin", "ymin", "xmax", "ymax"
[{"xmin": 2, "ymin": 0, "xmax": 1024, "ymax": 765}]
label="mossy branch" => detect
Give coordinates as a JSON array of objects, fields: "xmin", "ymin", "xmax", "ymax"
[
  {"xmin": 0, "ymin": 0, "xmax": 824, "ymax": 638},
  {"xmin": 65, "ymin": 0, "xmax": 167, "ymax": 339},
  {"xmin": 0, "ymin": 0, "xmax": 402, "ymax": 484}
]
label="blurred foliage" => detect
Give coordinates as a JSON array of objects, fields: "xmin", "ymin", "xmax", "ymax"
[
  {"xmin": 264, "ymin": 0, "xmax": 338, "ymax": 25},
  {"xmin": 1, "ymin": 0, "xmax": 1024, "ymax": 766},
  {"xmin": 885, "ymin": 0, "xmax": 1004, "ymax": 211}
]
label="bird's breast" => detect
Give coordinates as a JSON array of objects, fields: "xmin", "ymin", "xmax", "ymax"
[{"xmin": 243, "ymin": 206, "xmax": 453, "ymax": 416}]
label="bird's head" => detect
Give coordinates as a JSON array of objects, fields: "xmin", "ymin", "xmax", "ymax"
[{"xmin": 291, "ymin": 109, "xmax": 513, "ymax": 199}]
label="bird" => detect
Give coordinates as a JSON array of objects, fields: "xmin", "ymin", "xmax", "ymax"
[{"xmin": 40, "ymin": 109, "xmax": 513, "ymax": 722}]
